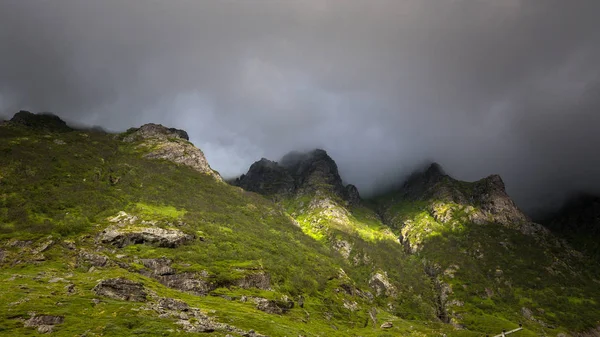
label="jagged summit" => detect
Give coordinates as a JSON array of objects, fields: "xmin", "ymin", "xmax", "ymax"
[
  {"xmin": 8, "ymin": 110, "xmax": 72, "ymax": 132},
  {"xmin": 234, "ymin": 149, "xmax": 360, "ymax": 204},
  {"xmin": 234, "ymin": 158, "xmax": 295, "ymax": 196},
  {"xmin": 381, "ymin": 162, "xmax": 529, "ymax": 227},
  {"xmin": 399, "ymin": 162, "xmax": 448, "ymax": 200},
  {"xmin": 425, "ymin": 162, "xmax": 445, "ymax": 177}
]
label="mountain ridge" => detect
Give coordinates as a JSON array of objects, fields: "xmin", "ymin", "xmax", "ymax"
[{"xmin": 2, "ymin": 111, "xmax": 600, "ymax": 336}]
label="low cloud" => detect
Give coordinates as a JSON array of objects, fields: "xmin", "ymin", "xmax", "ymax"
[{"xmin": 1, "ymin": 0, "xmax": 599, "ymax": 214}]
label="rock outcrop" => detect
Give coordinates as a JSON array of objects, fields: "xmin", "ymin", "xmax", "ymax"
[
  {"xmin": 93, "ymin": 278, "xmax": 147, "ymax": 302},
  {"xmin": 100, "ymin": 225, "xmax": 194, "ymax": 248},
  {"xmin": 123, "ymin": 123, "xmax": 189, "ymax": 142},
  {"xmin": 158, "ymin": 272, "xmax": 215, "ymax": 295},
  {"xmin": 78, "ymin": 250, "xmax": 109, "ymax": 267},
  {"xmin": 234, "ymin": 158, "xmax": 295, "ymax": 197},
  {"xmin": 400, "ymin": 163, "xmax": 529, "ymax": 227},
  {"xmin": 24, "ymin": 315, "xmax": 64, "ymax": 334},
  {"xmin": 236, "ymin": 272, "xmax": 271, "ymax": 290},
  {"xmin": 234, "ymin": 149, "xmax": 360, "ymax": 205},
  {"xmin": 369, "ymin": 272, "xmax": 397, "ymax": 297},
  {"xmin": 146, "ymin": 297, "xmax": 267, "ymax": 336},
  {"xmin": 9, "ymin": 110, "xmax": 72, "ymax": 132},
  {"xmin": 253, "ymin": 297, "xmax": 294, "ymax": 315},
  {"xmin": 137, "ymin": 258, "xmax": 215, "ymax": 295},
  {"xmin": 123, "ymin": 123, "xmax": 222, "ymax": 181}
]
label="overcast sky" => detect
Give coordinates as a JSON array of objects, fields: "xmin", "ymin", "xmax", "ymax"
[{"xmin": 1, "ymin": 0, "xmax": 599, "ymax": 214}]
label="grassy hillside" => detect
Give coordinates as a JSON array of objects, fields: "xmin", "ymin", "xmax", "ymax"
[
  {"xmin": 373, "ymin": 176, "xmax": 600, "ymax": 335},
  {"xmin": 0, "ymin": 117, "xmax": 453, "ymax": 336},
  {"xmin": 241, "ymin": 153, "xmax": 600, "ymax": 336},
  {"xmin": 2, "ymin": 114, "xmax": 599, "ymax": 336}
]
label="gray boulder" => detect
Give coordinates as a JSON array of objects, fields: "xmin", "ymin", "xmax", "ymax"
[
  {"xmin": 24, "ymin": 315, "xmax": 64, "ymax": 334},
  {"xmin": 100, "ymin": 226, "xmax": 193, "ymax": 248},
  {"xmin": 93, "ymin": 278, "xmax": 147, "ymax": 302}
]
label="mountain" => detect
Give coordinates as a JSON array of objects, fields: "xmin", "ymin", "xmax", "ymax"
[
  {"xmin": 1, "ymin": 112, "xmax": 599, "ymax": 336},
  {"xmin": 544, "ymin": 194, "xmax": 600, "ymax": 258},
  {"xmin": 236, "ymin": 150, "xmax": 600, "ymax": 335}
]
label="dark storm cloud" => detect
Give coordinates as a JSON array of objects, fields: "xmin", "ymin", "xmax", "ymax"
[{"xmin": 1, "ymin": 0, "xmax": 599, "ymax": 213}]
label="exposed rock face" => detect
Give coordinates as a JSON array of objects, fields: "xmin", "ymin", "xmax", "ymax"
[
  {"xmin": 24, "ymin": 315, "xmax": 64, "ymax": 334},
  {"xmin": 141, "ymin": 258, "xmax": 175, "ymax": 276},
  {"xmin": 123, "ymin": 123, "xmax": 221, "ymax": 180},
  {"xmin": 369, "ymin": 272, "xmax": 397, "ymax": 297},
  {"xmin": 147, "ymin": 298, "xmax": 267, "ymax": 336},
  {"xmin": 236, "ymin": 272, "xmax": 271, "ymax": 290},
  {"xmin": 124, "ymin": 123, "xmax": 189, "ymax": 141},
  {"xmin": 282, "ymin": 149, "xmax": 351, "ymax": 200},
  {"xmin": 137, "ymin": 258, "xmax": 215, "ymax": 295},
  {"xmin": 400, "ymin": 163, "xmax": 447, "ymax": 200},
  {"xmin": 253, "ymin": 297, "xmax": 294, "ymax": 315},
  {"xmin": 100, "ymin": 225, "xmax": 194, "ymax": 248},
  {"xmin": 400, "ymin": 163, "xmax": 529, "ymax": 227},
  {"xmin": 93, "ymin": 278, "xmax": 147, "ymax": 302},
  {"xmin": 158, "ymin": 297, "xmax": 190, "ymax": 311},
  {"xmin": 234, "ymin": 149, "xmax": 360, "ymax": 205},
  {"xmin": 472, "ymin": 174, "xmax": 530, "ymax": 225},
  {"xmin": 78, "ymin": 251, "xmax": 108, "ymax": 267},
  {"xmin": 10, "ymin": 110, "xmax": 72, "ymax": 132},
  {"xmin": 380, "ymin": 322, "xmax": 393, "ymax": 329},
  {"xmin": 346, "ymin": 184, "xmax": 361, "ymax": 205},
  {"xmin": 332, "ymin": 239, "xmax": 353, "ymax": 259},
  {"xmin": 234, "ymin": 158, "xmax": 295, "ymax": 197},
  {"xmin": 159, "ymin": 272, "xmax": 215, "ymax": 295}
]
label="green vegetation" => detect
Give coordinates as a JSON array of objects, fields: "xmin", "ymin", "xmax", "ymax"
[
  {"xmin": 0, "ymin": 123, "xmax": 444, "ymax": 336},
  {"xmin": 1, "ymin": 119, "xmax": 599, "ymax": 336},
  {"xmin": 371, "ymin": 189, "xmax": 600, "ymax": 335}
]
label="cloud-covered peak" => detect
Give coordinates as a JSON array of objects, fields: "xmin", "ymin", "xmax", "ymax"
[{"xmin": 1, "ymin": 1, "xmax": 599, "ymax": 213}]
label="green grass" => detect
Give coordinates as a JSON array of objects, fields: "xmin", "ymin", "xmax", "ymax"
[
  {"xmin": 371, "ymin": 184, "xmax": 600, "ymax": 335},
  {"xmin": 132, "ymin": 202, "xmax": 187, "ymax": 219},
  {"xmin": 2, "ymin": 121, "xmax": 600, "ymax": 336},
  {"xmin": 0, "ymin": 123, "xmax": 450, "ymax": 336}
]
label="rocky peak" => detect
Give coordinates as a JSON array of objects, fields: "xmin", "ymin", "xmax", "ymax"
[
  {"xmin": 472, "ymin": 174, "xmax": 529, "ymax": 225},
  {"xmin": 480, "ymin": 174, "xmax": 505, "ymax": 192},
  {"xmin": 287, "ymin": 149, "xmax": 345, "ymax": 193},
  {"xmin": 235, "ymin": 149, "xmax": 360, "ymax": 205},
  {"xmin": 123, "ymin": 123, "xmax": 189, "ymax": 142},
  {"xmin": 123, "ymin": 123, "xmax": 221, "ymax": 181},
  {"xmin": 396, "ymin": 162, "xmax": 529, "ymax": 226},
  {"xmin": 400, "ymin": 162, "xmax": 448, "ymax": 200},
  {"xmin": 9, "ymin": 110, "xmax": 72, "ymax": 132},
  {"xmin": 425, "ymin": 162, "xmax": 445, "ymax": 178},
  {"xmin": 234, "ymin": 158, "xmax": 295, "ymax": 197}
]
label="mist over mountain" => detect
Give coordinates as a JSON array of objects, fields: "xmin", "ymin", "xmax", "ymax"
[
  {"xmin": 2, "ymin": 108, "xmax": 600, "ymax": 335},
  {"xmin": 2, "ymin": 1, "xmax": 600, "ymax": 214}
]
